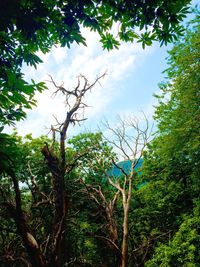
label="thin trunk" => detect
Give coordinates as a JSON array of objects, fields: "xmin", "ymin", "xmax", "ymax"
[
  {"xmin": 20, "ymin": 231, "xmax": 46, "ymax": 267},
  {"xmin": 121, "ymin": 204, "xmax": 129, "ymax": 267},
  {"xmin": 10, "ymin": 171, "xmax": 46, "ymax": 267},
  {"xmin": 121, "ymin": 175, "xmax": 132, "ymax": 267}
]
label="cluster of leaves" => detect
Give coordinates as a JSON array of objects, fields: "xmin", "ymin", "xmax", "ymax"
[
  {"xmin": 0, "ymin": 131, "xmax": 118, "ymax": 266},
  {"xmin": 0, "ymin": 133, "xmax": 51, "ymax": 266},
  {"xmin": 132, "ymin": 10, "xmax": 200, "ymax": 266},
  {"xmin": 63, "ymin": 9, "xmax": 199, "ymax": 266},
  {"xmin": 0, "ymin": 0, "xmax": 191, "ymax": 125},
  {"xmin": 146, "ymin": 205, "xmax": 200, "ymax": 266},
  {"xmin": 0, "ymin": 4, "xmax": 199, "ymax": 266}
]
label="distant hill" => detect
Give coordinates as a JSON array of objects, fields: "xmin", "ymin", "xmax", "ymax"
[
  {"xmin": 108, "ymin": 158, "xmax": 143, "ymax": 178},
  {"xmin": 107, "ymin": 159, "xmax": 146, "ymax": 189}
]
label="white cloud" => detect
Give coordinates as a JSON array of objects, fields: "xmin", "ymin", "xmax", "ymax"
[
  {"xmin": 8, "ymin": 29, "xmax": 156, "ymax": 137},
  {"xmin": 52, "ymin": 46, "xmax": 69, "ymax": 64}
]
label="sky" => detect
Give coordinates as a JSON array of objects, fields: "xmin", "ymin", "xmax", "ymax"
[
  {"xmin": 6, "ymin": 1, "xmax": 198, "ymax": 138},
  {"xmin": 11, "ymin": 32, "xmax": 170, "ymax": 138}
]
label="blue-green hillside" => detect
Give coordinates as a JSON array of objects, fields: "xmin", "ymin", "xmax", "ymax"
[
  {"xmin": 108, "ymin": 158, "xmax": 144, "ymax": 178},
  {"xmin": 107, "ymin": 158, "xmax": 146, "ymax": 189}
]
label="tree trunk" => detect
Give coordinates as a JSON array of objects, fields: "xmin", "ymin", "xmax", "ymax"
[
  {"xmin": 20, "ymin": 231, "xmax": 46, "ymax": 267},
  {"xmin": 10, "ymin": 171, "xmax": 46, "ymax": 267},
  {"xmin": 42, "ymin": 144, "xmax": 68, "ymax": 267},
  {"xmin": 121, "ymin": 204, "xmax": 129, "ymax": 267}
]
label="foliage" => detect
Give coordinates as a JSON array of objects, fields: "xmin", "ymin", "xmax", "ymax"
[
  {"xmin": 0, "ymin": 0, "xmax": 191, "ymax": 125},
  {"xmin": 136, "ymin": 10, "xmax": 200, "ymax": 266},
  {"xmin": 148, "ymin": 7, "xmax": 200, "ymax": 202},
  {"xmin": 146, "ymin": 205, "xmax": 200, "ymax": 267},
  {"xmin": 0, "ymin": 134, "xmax": 51, "ymax": 266},
  {"xmin": 68, "ymin": 132, "xmax": 116, "ymax": 183},
  {"xmin": 0, "ymin": 131, "xmax": 118, "ymax": 266},
  {"xmin": 0, "ymin": 8, "xmax": 199, "ymax": 267},
  {"xmin": 66, "ymin": 133, "xmax": 119, "ymax": 266},
  {"xmin": 0, "ymin": 131, "xmax": 20, "ymax": 174}
]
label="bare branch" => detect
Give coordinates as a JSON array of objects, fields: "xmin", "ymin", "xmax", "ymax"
[
  {"xmin": 91, "ymin": 234, "xmax": 122, "ymax": 258},
  {"xmin": 111, "ymin": 190, "xmax": 120, "ymax": 208},
  {"xmin": 108, "ymin": 178, "xmax": 123, "ymax": 193},
  {"xmin": 47, "ymin": 75, "xmax": 73, "ymax": 97},
  {"xmin": 99, "ymin": 113, "xmax": 152, "ymax": 267},
  {"xmin": 34, "ymin": 199, "xmax": 50, "ymax": 208},
  {"xmin": 111, "ymin": 158, "xmax": 129, "ymax": 178}
]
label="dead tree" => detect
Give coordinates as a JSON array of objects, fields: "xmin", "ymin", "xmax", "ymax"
[
  {"xmin": 105, "ymin": 115, "xmax": 152, "ymax": 267},
  {"xmin": 82, "ymin": 114, "xmax": 152, "ymax": 267},
  {"xmin": 2, "ymin": 73, "xmax": 105, "ymax": 267},
  {"xmin": 41, "ymin": 73, "xmax": 105, "ymax": 267}
]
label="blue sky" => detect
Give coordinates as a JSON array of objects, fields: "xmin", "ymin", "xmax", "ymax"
[
  {"xmin": 7, "ymin": 1, "xmax": 198, "ymax": 138},
  {"xmin": 12, "ymin": 34, "xmax": 169, "ymax": 137}
]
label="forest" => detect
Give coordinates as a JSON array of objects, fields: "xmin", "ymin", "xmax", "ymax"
[{"xmin": 0, "ymin": 1, "xmax": 200, "ymax": 267}]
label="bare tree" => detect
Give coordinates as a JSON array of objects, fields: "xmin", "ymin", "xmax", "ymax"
[
  {"xmin": 82, "ymin": 114, "xmax": 152, "ymax": 267},
  {"xmin": 2, "ymin": 73, "xmax": 105, "ymax": 267},
  {"xmin": 41, "ymin": 73, "xmax": 105, "ymax": 267}
]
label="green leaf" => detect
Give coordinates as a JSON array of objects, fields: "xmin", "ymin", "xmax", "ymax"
[{"xmin": 100, "ymin": 33, "xmax": 120, "ymax": 50}]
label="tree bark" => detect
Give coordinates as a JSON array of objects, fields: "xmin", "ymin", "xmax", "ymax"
[
  {"xmin": 121, "ymin": 176, "xmax": 132, "ymax": 267},
  {"xmin": 41, "ymin": 144, "xmax": 68, "ymax": 267},
  {"xmin": 121, "ymin": 205, "xmax": 129, "ymax": 267},
  {"xmin": 10, "ymin": 171, "xmax": 46, "ymax": 267}
]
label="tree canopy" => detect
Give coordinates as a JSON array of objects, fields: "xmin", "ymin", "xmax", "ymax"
[
  {"xmin": 0, "ymin": 0, "xmax": 191, "ymax": 126},
  {"xmin": 0, "ymin": 3, "xmax": 199, "ymax": 267},
  {"xmin": 140, "ymin": 10, "xmax": 200, "ymax": 266}
]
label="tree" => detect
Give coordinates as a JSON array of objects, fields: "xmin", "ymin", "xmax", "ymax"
[
  {"xmin": 0, "ymin": 0, "xmax": 191, "ymax": 125},
  {"xmin": 145, "ymin": 205, "xmax": 200, "ymax": 267},
  {"xmin": 137, "ymin": 9, "xmax": 200, "ymax": 266},
  {"xmin": 0, "ymin": 74, "xmax": 105, "ymax": 267},
  {"xmin": 1, "ymin": 7, "xmax": 199, "ymax": 266},
  {"xmin": 103, "ymin": 117, "xmax": 151, "ymax": 267},
  {"xmin": 72, "ymin": 115, "xmax": 152, "ymax": 267},
  {"xmin": 67, "ymin": 131, "xmax": 118, "ymax": 266},
  {"xmin": 68, "ymin": 131, "xmax": 119, "ymax": 266}
]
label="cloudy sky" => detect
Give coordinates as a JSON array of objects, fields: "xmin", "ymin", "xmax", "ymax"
[
  {"xmin": 7, "ymin": 1, "xmax": 197, "ymax": 138},
  {"xmin": 12, "ymin": 32, "xmax": 169, "ymax": 137}
]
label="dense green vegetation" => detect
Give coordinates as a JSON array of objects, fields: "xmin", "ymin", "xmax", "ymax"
[
  {"xmin": 142, "ymin": 12, "xmax": 200, "ymax": 266},
  {"xmin": 0, "ymin": 1, "xmax": 200, "ymax": 267}
]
